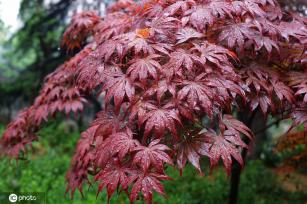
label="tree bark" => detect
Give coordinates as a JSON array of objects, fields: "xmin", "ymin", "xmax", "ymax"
[
  {"xmin": 228, "ymin": 141, "xmax": 250, "ymax": 204},
  {"xmin": 228, "ymin": 110, "xmax": 267, "ymax": 204}
]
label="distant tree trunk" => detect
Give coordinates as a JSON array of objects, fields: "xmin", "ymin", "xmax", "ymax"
[
  {"xmin": 228, "ymin": 109, "xmax": 267, "ymax": 204},
  {"xmin": 7, "ymin": 102, "xmax": 12, "ymax": 122}
]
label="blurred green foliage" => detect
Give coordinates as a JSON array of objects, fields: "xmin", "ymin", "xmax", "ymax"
[
  {"xmin": 0, "ymin": 0, "xmax": 70, "ymax": 108},
  {"xmin": 0, "ymin": 123, "xmax": 306, "ymax": 204}
]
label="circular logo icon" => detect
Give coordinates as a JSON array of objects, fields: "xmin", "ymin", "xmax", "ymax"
[{"xmin": 8, "ymin": 194, "xmax": 18, "ymax": 203}]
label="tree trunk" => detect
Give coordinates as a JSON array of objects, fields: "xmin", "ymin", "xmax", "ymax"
[
  {"xmin": 228, "ymin": 142, "xmax": 249, "ymax": 204},
  {"xmin": 228, "ymin": 110, "xmax": 267, "ymax": 204}
]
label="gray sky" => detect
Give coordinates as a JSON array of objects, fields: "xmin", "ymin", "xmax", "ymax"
[{"xmin": 0, "ymin": 0, "xmax": 21, "ymax": 31}]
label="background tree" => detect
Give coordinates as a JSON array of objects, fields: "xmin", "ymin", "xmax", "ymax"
[
  {"xmin": 0, "ymin": 0, "xmax": 306, "ymax": 204},
  {"xmin": 0, "ymin": 0, "xmax": 111, "ymax": 122}
]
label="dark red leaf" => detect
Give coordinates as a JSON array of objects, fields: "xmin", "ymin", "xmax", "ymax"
[
  {"xmin": 133, "ymin": 139, "xmax": 173, "ymax": 171},
  {"xmin": 203, "ymin": 130, "xmax": 248, "ymax": 175},
  {"xmin": 127, "ymin": 54, "xmax": 161, "ymax": 83},
  {"xmin": 129, "ymin": 171, "xmax": 171, "ymax": 204},
  {"xmin": 176, "ymin": 131, "xmax": 210, "ymax": 173}
]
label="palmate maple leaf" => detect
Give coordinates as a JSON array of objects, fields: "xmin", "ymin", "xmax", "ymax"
[
  {"xmin": 146, "ymin": 17, "xmax": 178, "ymax": 36},
  {"xmin": 127, "ymin": 54, "xmax": 161, "ymax": 83},
  {"xmin": 278, "ymin": 21, "xmax": 307, "ymax": 42},
  {"xmin": 129, "ymin": 99, "xmax": 156, "ymax": 126},
  {"xmin": 291, "ymin": 103, "xmax": 307, "ymax": 129},
  {"xmin": 129, "ymin": 171, "xmax": 171, "ymax": 204},
  {"xmin": 76, "ymin": 54, "xmax": 105, "ymax": 90},
  {"xmin": 204, "ymin": 74, "xmax": 246, "ymax": 106},
  {"xmin": 185, "ymin": 6, "xmax": 215, "ymax": 31},
  {"xmin": 95, "ymin": 158, "xmax": 134, "ymax": 202},
  {"xmin": 144, "ymin": 79, "xmax": 176, "ymax": 102},
  {"xmin": 96, "ymin": 39, "xmax": 124, "ymax": 61},
  {"xmin": 104, "ymin": 129, "xmax": 140, "ymax": 160},
  {"xmin": 271, "ymin": 81, "xmax": 295, "ymax": 103},
  {"xmin": 132, "ymin": 139, "xmax": 173, "ymax": 171},
  {"xmin": 141, "ymin": 1, "xmax": 164, "ymax": 17},
  {"xmin": 118, "ymin": 32, "xmax": 156, "ymax": 54},
  {"xmin": 176, "ymin": 131, "xmax": 211, "ymax": 173},
  {"xmin": 222, "ymin": 114, "xmax": 253, "ymax": 138},
  {"xmin": 203, "ymin": 130, "xmax": 248, "ymax": 175},
  {"xmin": 102, "ymin": 69, "xmax": 135, "ymax": 112},
  {"xmin": 193, "ymin": 42, "xmax": 237, "ymax": 69},
  {"xmin": 76, "ymin": 127, "xmax": 96, "ymax": 159},
  {"xmin": 163, "ymin": 48, "xmax": 202, "ymax": 77},
  {"xmin": 252, "ymin": 18, "xmax": 280, "ymax": 37},
  {"xmin": 60, "ymin": 98, "xmax": 85, "ymax": 115},
  {"xmin": 288, "ymin": 71, "xmax": 307, "ymax": 87},
  {"xmin": 218, "ymin": 22, "xmax": 255, "ymax": 52},
  {"xmin": 108, "ymin": 0, "xmax": 135, "ymax": 13},
  {"xmin": 176, "ymin": 27, "xmax": 203, "ymax": 44},
  {"xmin": 62, "ymin": 11, "xmax": 101, "ymax": 51},
  {"xmin": 66, "ymin": 123, "xmax": 100, "ymax": 198},
  {"xmin": 190, "ymin": 115, "xmax": 253, "ymax": 174},
  {"xmin": 139, "ymin": 103, "xmax": 182, "ymax": 141},
  {"xmin": 231, "ymin": 1, "xmax": 247, "ymax": 15},
  {"xmin": 94, "ymin": 12, "xmax": 131, "ymax": 43},
  {"xmin": 0, "ymin": 108, "xmax": 38, "ymax": 159},
  {"xmin": 164, "ymin": 0, "xmax": 195, "ymax": 15},
  {"xmin": 177, "ymin": 74, "xmax": 214, "ymax": 117},
  {"xmin": 241, "ymin": 63, "xmax": 295, "ymax": 113},
  {"xmin": 94, "ymin": 128, "xmax": 140, "ymax": 169},
  {"xmin": 244, "ymin": 0, "xmax": 266, "ymax": 17},
  {"xmin": 33, "ymin": 105, "xmax": 49, "ymax": 124},
  {"xmin": 250, "ymin": 93, "xmax": 273, "ymax": 113},
  {"xmin": 253, "ymin": 35, "xmax": 279, "ymax": 54},
  {"xmin": 287, "ymin": 71, "xmax": 307, "ymax": 102},
  {"xmin": 185, "ymin": 0, "xmax": 236, "ymax": 31},
  {"xmin": 205, "ymin": 1, "xmax": 234, "ymax": 19},
  {"xmin": 90, "ymin": 109, "xmax": 123, "ymax": 138},
  {"xmin": 241, "ymin": 65, "xmax": 271, "ymax": 93}
]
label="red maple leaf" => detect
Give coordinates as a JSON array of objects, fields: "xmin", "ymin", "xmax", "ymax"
[
  {"xmin": 140, "ymin": 103, "xmax": 181, "ymax": 140},
  {"xmin": 129, "ymin": 171, "xmax": 171, "ymax": 204},
  {"xmin": 133, "ymin": 139, "xmax": 173, "ymax": 171},
  {"xmin": 102, "ymin": 69, "xmax": 135, "ymax": 112},
  {"xmin": 164, "ymin": 0, "xmax": 195, "ymax": 15},
  {"xmin": 176, "ymin": 130, "xmax": 210, "ymax": 173},
  {"xmin": 164, "ymin": 49, "xmax": 202, "ymax": 77},
  {"xmin": 222, "ymin": 114, "xmax": 253, "ymax": 139},
  {"xmin": 185, "ymin": 6, "xmax": 215, "ymax": 31},
  {"xmin": 176, "ymin": 27, "xmax": 203, "ymax": 44},
  {"xmin": 144, "ymin": 79, "xmax": 176, "ymax": 102},
  {"xmin": 218, "ymin": 23, "xmax": 255, "ymax": 52},
  {"xmin": 95, "ymin": 158, "xmax": 135, "ymax": 202},
  {"xmin": 203, "ymin": 130, "xmax": 248, "ymax": 175},
  {"xmin": 127, "ymin": 54, "xmax": 161, "ymax": 83},
  {"xmin": 107, "ymin": 129, "xmax": 140, "ymax": 160},
  {"xmin": 194, "ymin": 42, "xmax": 237, "ymax": 68},
  {"xmin": 177, "ymin": 74, "xmax": 214, "ymax": 117}
]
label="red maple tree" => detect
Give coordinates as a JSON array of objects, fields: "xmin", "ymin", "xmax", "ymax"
[{"xmin": 1, "ymin": 0, "xmax": 306, "ymax": 203}]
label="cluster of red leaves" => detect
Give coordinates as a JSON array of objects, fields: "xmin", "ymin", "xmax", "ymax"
[
  {"xmin": 62, "ymin": 11, "xmax": 101, "ymax": 51},
  {"xmin": 1, "ymin": 0, "xmax": 306, "ymax": 203},
  {"xmin": 0, "ymin": 46, "xmax": 90, "ymax": 158}
]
